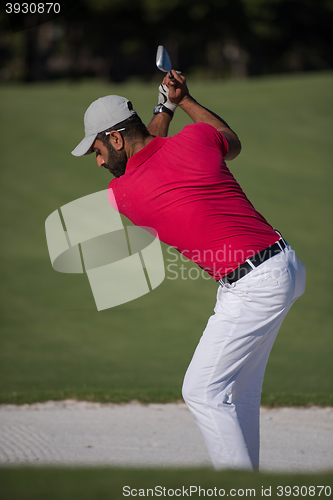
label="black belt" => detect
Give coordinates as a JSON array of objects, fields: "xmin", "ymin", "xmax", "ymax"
[{"xmin": 218, "ymin": 238, "xmax": 287, "ymax": 286}]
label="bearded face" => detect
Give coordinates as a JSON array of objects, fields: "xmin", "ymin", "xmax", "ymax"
[{"xmin": 103, "ymin": 141, "xmax": 128, "ymax": 178}]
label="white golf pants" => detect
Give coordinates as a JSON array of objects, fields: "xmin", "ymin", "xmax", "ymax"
[{"xmin": 182, "ymin": 244, "xmax": 306, "ymax": 470}]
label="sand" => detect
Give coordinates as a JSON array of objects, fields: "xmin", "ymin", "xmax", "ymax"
[{"xmin": 0, "ymin": 401, "xmax": 332, "ymax": 472}]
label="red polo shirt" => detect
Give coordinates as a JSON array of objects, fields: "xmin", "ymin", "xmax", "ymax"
[{"xmin": 108, "ymin": 123, "xmax": 278, "ymax": 279}]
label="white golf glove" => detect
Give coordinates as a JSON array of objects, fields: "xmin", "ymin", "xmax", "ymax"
[{"xmin": 158, "ymin": 83, "xmax": 178, "ymax": 114}]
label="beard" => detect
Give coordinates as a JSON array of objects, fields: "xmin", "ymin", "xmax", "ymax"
[{"xmin": 103, "ymin": 142, "xmax": 128, "ymax": 178}]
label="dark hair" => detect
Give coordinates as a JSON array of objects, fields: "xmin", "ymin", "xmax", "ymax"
[{"xmin": 96, "ymin": 114, "xmax": 150, "ymax": 146}]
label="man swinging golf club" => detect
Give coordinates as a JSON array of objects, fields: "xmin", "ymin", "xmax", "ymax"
[{"xmin": 71, "ymin": 69, "xmax": 306, "ymax": 470}]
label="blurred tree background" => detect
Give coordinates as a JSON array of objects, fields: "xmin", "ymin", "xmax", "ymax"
[{"xmin": 1, "ymin": 0, "xmax": 332, "ymax": 82}]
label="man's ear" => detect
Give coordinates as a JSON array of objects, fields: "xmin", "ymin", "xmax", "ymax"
[{"xmin": 108, "ymin": 131, "xmax": 124, "ymax": 151}]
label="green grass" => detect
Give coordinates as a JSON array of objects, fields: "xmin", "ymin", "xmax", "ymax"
[
  {"xmin": 0, "ymin": 468, "xmax": 332, "ymax": 500},
  {"xmin": 0, "ymin": 72, "xmax": 332, "ymax": 405}
]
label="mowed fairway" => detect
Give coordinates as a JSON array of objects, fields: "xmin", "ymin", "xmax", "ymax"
[
  {"xmin": 0, "ymin": 72, "xmax": 332, "ymax": 405},
  {"xmin": 1, "ymin": 468, "xmax": 332, "ymax": 500}
]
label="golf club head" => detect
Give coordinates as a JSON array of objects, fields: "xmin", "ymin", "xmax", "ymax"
[{"xmin": 156, "ymin": 45, "xmax": 174, "ymax": 79}]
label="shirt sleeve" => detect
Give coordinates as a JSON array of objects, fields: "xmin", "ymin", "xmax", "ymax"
[{"xmin": 179, "ymin": 123, "xmax": 229, "ymax": 158}]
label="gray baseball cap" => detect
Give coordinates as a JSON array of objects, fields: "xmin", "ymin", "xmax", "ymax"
[{"xmin": 71, "ymin": 95, "xmax": 136, "ymax": 157}]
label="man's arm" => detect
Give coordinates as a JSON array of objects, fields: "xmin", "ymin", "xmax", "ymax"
[
  {"xmin": 167, "ymin": 71, "xmax": 241, "ymax": 161},
  {"xmin": 147, "ymin": 83, "xmax": 178, "ymax": 137},
  {"xmin": 147, "ymin": 112, "xmax": 172, "ymax": 138}
]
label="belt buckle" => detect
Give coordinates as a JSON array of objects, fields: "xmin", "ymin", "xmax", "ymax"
[
  {"xmin": 276, "ymin": 239, "xmax": 284, "ymax": 251},
  {"xmin": 277, "ymin": 237, "xmax": 287, "ymax": 251},
  {"xmin": 218, "ymin": 276, "xmax": 229, "ymax": 286},
  {"xmin": 274, "ymin": 229, "xmax": 287, "ymax": 250}
]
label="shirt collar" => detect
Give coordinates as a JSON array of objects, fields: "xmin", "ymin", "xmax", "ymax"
[{"xmin": 126, "ymin": 136, "xmax": 167, "ymax": 172}]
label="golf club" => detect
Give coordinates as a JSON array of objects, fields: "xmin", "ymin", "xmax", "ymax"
[{"xmin": 156, "ymin": 45, "xmax": 175, "ymax": 81}]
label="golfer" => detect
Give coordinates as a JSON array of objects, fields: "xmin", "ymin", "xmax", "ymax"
[{"xmin": 72, "ymin": 71, "xmax": 306, "ymax": 470}]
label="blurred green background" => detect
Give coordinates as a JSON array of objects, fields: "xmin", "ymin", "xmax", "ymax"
[{"xmin": 1, "ymin": 72, "xmax": 332, "ymax": 406}]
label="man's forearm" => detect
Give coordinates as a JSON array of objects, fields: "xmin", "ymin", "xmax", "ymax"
[
  {"xmin": 147, "ymin": 112, "xmax": 172, "ymax": 137},
  {"xmin": 179, "ymin": 95, "xmax": 230, "ymax": 131}
]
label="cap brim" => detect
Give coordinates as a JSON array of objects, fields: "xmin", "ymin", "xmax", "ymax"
[{"xmin": 71, "ymin": 134, "xmax": 97, "ymax": 157}]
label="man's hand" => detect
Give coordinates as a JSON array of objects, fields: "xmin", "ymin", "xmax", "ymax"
[
  {"xmin": 147, "ymin": 79, "xmax": 177, "ymax": 137},
  {"xmin": 163, "ymin": 70, "xmax": 190, "ymax": 106},
  {"xmin": 158, "ymin": 83, "xmax": 178, "ymax": 113}
]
